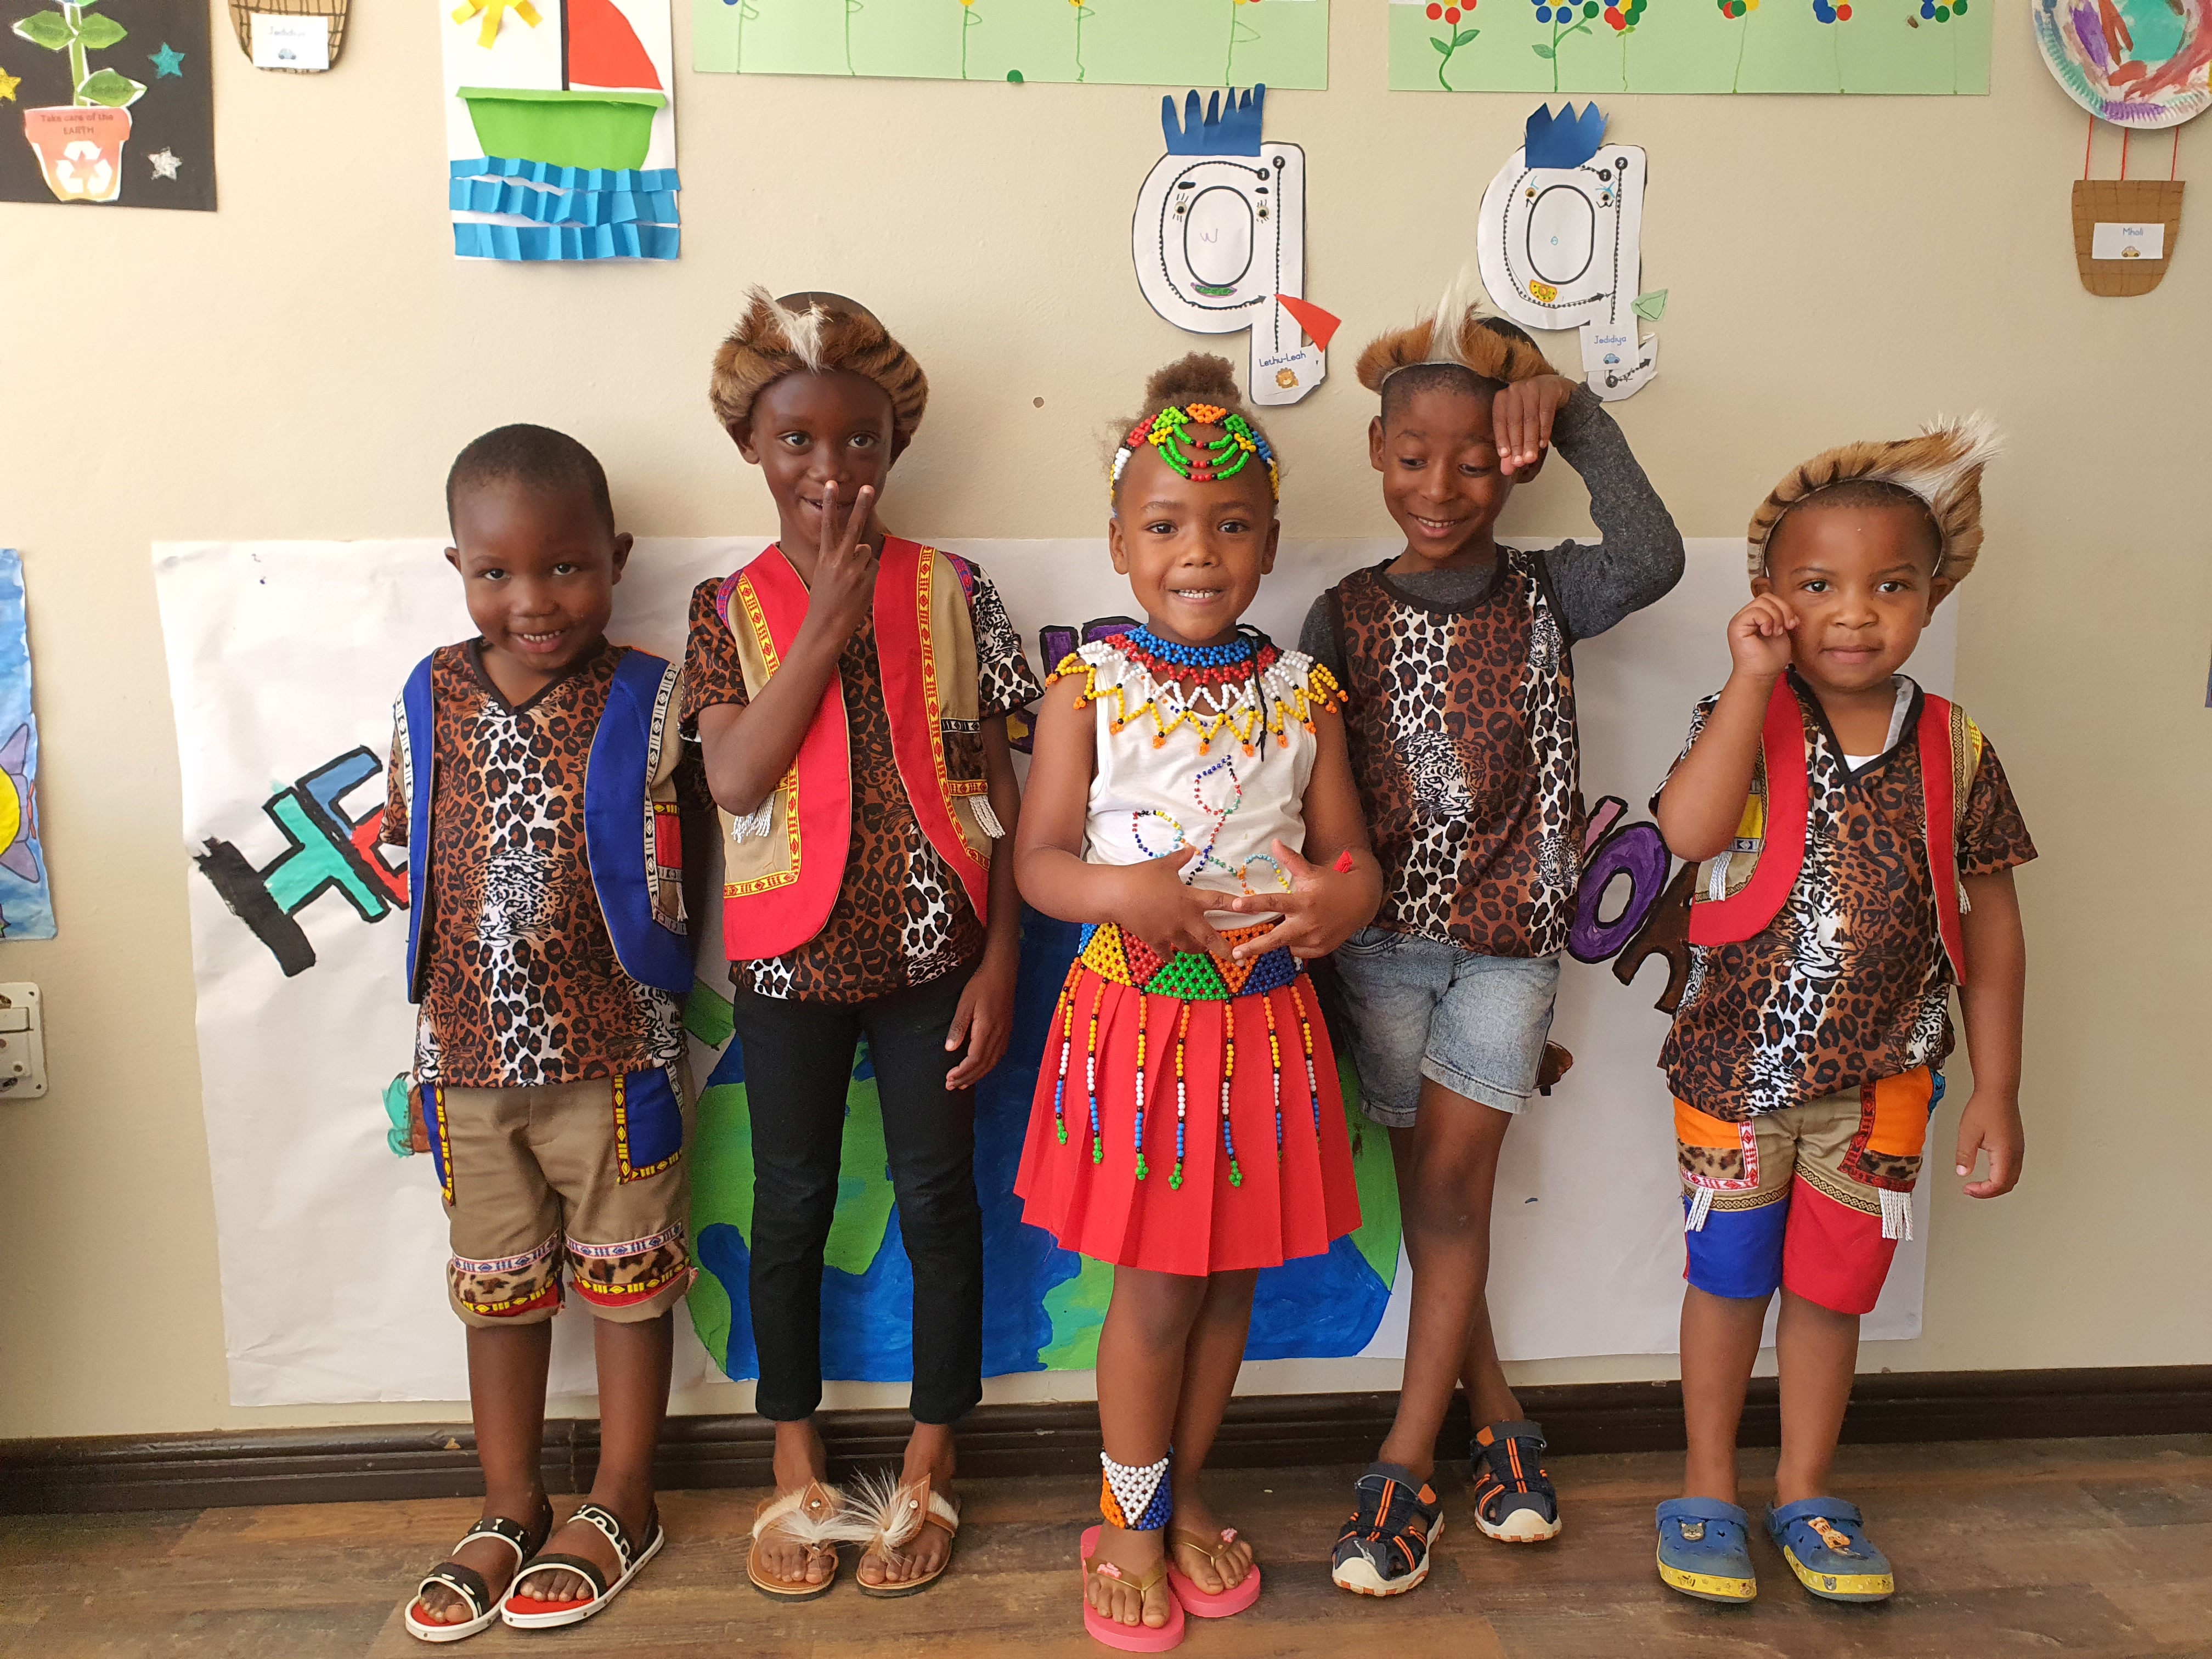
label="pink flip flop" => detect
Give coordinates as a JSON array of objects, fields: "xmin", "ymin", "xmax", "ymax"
[
  {"xmin": 1080, "ymin": 1525, "xmax": 1186, "ymax": 1651},
  {"xmin": 1165, "ymin": 1525, "xmax": 1262, "ymax": 1617}
]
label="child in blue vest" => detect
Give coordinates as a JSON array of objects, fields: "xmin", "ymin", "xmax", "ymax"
[
  {"xmin": 1651, "ymin": 420, "xmax": 2033, "ymax": 1605},
  {"xmin": 686, "ymin": 291, "xmax": 1036, "ymax": 1601},
  {"xmin": 391, "ymin": 425, "xmax": 695, "ymax": 1641}
]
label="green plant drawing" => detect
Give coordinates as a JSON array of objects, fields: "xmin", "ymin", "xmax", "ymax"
[
  {"xmin": 1070, "ymin": 0, "xmax": 1089, "ymax": 81},
  {"xmin": 958, "ymin": 0, "xmax": 980, "ymax": 78},
  {"xmin": 1430, "ymin": 15, "xmax": 1479, "ymax": 90},
  {"xmin": 1532, "ymin": 1, "xmax": 1601, "ymax": 94},
  {"xmin": 10, "ymin": 0, "xmax": 145, "ymax": 108}
]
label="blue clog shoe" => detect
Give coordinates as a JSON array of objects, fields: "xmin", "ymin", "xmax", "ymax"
[
  {"xmin": 1654, "ymin": 1497, "xmax": 1757, "ymax": 1604},
  {"xmin": 1764, "ymin": 1497, "xmax": 1894, "ymax": 1603}
]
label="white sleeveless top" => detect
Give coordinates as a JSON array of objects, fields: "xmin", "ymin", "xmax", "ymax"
[{"xmin": 1061, "ymin": 636, "xmax": 1340, "ymax": 928}]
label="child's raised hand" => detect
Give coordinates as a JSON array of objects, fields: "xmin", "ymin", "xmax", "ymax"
[
  {"xmin": 808, "ymin": 479, "xmax": 879, "ymax": 644},
  {"xmin": 1113, "ymin": 848, "xmax": 1233, "ymax": 961},
  {"xmin": 1726, "ymin": 593, "xmax": 1798, "ymax": 681},
  {"xmin": 1222, "ymin": 840, "xmax": 1368, "ymax": 961},
  {"xmin": 1492, "ymin": 374, "xmax": 1578, "ymax": 478}
]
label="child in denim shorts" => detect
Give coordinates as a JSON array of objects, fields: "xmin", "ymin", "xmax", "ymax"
[{"xmin": 1300, "ymin": 283, "xmax": 1683, "ymax": 1595}]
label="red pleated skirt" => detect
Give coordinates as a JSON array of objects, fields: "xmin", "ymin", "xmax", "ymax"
[{"xmin": 1015, "ymin": 964, "xmax": 1362, "ymax": 1276}]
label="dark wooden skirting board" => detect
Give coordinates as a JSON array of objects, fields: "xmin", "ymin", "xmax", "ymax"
[{"xmin": 3, "ymin": 1365, "xmax": 2205, "ymax": 1516}]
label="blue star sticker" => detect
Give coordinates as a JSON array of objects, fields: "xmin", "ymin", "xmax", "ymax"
[{"xmin": 150, "ymin": 43, "xmax": 185, "ymax": 77}]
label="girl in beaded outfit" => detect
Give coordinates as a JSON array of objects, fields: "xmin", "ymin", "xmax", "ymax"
[{"xmin": 1014, "ymin": 356, "xmax": 1381, "ymax": 1649}]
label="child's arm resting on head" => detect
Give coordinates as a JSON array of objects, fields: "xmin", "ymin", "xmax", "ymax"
[
  {"xmin": 1515, "ymin": 381, "xmax": 1687, "ymax": 642},
  {"xmin": 693, "ymin": 483, "xmax": 881, "ymax": 815},
  {"xmin": 1954, "ymin": 868, "xmax": 2025, "ymax": 1199},
  {"xmin": 1654, "ymin": 594, "xmax": 1798, "ymax": 862},
  {"xmin": 1222, "ymin": 708, "xmax": 1381, "ymax": 960},
  {"xmin": 944, "ymin": 715, "xmax": 1023, "ymax": 1087},
  {"xmin": 1014, "ymin": 676, "xmax": 1233, "ymax": 960}
]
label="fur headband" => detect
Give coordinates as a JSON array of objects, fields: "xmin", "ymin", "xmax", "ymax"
[
  {"xmin": 707, "ymin": 287, "xmax": 929, "ymax": 452},
  {"xmin": 1356, "ymin": 269, "xmax": 1556, "ymax": 394},
  {"xmin": 1747, "ymin": 415, "xmax": 2004, "ymax": 585}
]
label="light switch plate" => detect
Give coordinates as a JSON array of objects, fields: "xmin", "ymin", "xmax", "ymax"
[{"xmin": 0, "ymin": 984, "xmax": 46, "ymax": 1098}]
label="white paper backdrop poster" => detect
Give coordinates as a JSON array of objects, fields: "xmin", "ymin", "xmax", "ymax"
[{"xmin": 155, "ymin": 538, "xmax": 1949, "ymax": 1407}]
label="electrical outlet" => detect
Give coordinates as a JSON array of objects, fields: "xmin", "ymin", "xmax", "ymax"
[{"xmin": 0, "ymin": 983, "xmax": 46, "ymax": 1098}]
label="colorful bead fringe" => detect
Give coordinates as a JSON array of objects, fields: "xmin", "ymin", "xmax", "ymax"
[{"xmin": 1100, "ymin": 1451, "xmax": 1174, "ymax": 1532}]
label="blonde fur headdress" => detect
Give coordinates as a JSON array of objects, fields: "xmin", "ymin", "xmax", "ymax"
[
  {"xmin": 707, "ymin": 286, "xmax": 930, "ymax": 452},
  {"xmin": 1356, "ymin": 268, "xmax": 1556, "ymax": 394},
  {"xmin": 1746, "ymin": 415, "xmax": 2004, "ymax": 586}
]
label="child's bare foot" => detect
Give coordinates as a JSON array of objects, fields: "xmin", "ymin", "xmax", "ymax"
[
  {"xmin": 1087, "ymin": 1525, "xmax": 1175, "ymax": 1629},
  {"xmin": 508, "ymin": 1478, "xmax": 654, "ymax": 1606},
  {"xmin": 1166, "ymin": 1487, "xmax": 1254, "ymax": 1594},
  {"xmin": 855, "ymin": 1423, "xmax": 959, "ymax": 1589},
  {"xmin": 752, "ymin": 1419, "xmax": 837, "ymax": 1589}
]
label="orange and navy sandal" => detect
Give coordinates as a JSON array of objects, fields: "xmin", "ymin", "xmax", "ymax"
[
  {"xmin": 1470, "ymin": 1419, "xmax": 1562, "ymax": 1543},
  {"xmin": 403, "ymin": 1497, "xmax": 553, "ymax": 1643},
  {"xmin": 1329, "ymin": 1463, "xmax": 1442, "ymax": 1596}
]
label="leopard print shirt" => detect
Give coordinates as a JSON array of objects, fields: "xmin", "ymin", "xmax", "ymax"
[
  {"xmin": 1660, "ymin": 682, "xmax": 2035, "ymax": 1122},
  {"xmin": 383, "ymin": 642, "xmax": 688, "ymax": 1089},
  {"xmin": 1326, "ymin": 556, "xmax": 1584, "ymax": 957},
  {"xmin": 682, "ymin": 560, "xmax": 1039, "ymax": 1003}
]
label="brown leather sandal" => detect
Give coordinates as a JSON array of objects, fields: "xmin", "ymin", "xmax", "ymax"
[
  {"xmin": 747, "ymin": 1480, "xmax": 859, "ymax": 1601},
  {"xmin": 849, "ymin": 1471, "xmax": 962, "ymax": 1599}
]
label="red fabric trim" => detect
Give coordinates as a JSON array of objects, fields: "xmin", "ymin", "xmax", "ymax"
[
  {"xmin": 721, "ymin": 547, "xmax": 851, "ymax": 961},
  {"xmin": 1689, "ymin": 678, "xmax": 1809, "ymax": 947},
  {"xmin": 1917, "ymin": 692, "xmax": 1966, "ymax": 983},
  {"xmin": 873, "ymin": 538, "xmax": 992, "ymax": 922}
]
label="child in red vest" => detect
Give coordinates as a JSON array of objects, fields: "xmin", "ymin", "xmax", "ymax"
[
  {"xmin": 685, "ymin": 291, "xmax": 1035, "ymax": 1601},
  {"xmin": 1015, "ymin": 354, "xmax": 1379, "ymax": 1647},
  {"xmin": 1651, "ymin": 419, "xmax": 2033, "ymax": 1606},
  {"xmin": 1310, "ymin": 283, "xmax": 1684, "ymax": 1595},
  {"xmin": 395, "ymin": 426, "xmax": 695, "ymax": 1640}
]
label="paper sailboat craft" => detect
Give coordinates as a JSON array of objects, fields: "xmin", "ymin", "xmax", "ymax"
[{"xmin": 443, "ymin": 0, "xmax": 681, "ymax": 262}]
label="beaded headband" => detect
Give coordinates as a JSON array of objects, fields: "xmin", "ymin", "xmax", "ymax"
[{"xmin": 1111, "ymin": 403, "xmax": 1281, "ymax": 501}]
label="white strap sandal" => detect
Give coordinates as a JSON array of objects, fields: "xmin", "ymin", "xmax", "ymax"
[
  {"xmin": 403, "ymin": 1502, "xmax": 551, "ymax": 1644},
  {"xmin": 500, "ymin": 1501, "xmax": 663, "ymax": 1629},
  {"xmin": 748, "ymin": 1480, "xmax": 862, "ymax": 1601}
]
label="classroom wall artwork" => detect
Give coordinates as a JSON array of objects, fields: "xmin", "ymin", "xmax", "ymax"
[
  {"xmin": 227, "ymin": 0, "xmax": 348, "ymax": 73},
  {"xmin": 0, "ymin": 553, "xmax": 54, "ymax": 943},
  {"xmin": 1478, "ymin": 103, "xmax": 1659, "ymax": 403},
  {"xmin": 691, "ymin": 0, "xmax": 1328, "ymax": 89},
  {"xmin": 1, "ymin": 0, "xmax": 213, "ymax": 210},
  {"xmin": 1388, "ymin": 0, "xmax": 1991, "ymax": 95},
  {"xmin": 154, "ymin": 537, "xmax": 1949, "ymax": 1406},
  {"xmin": 2033, "ymin": 0, "xmax": 2210, "ymax": 127},
  {"xmin": 442, "ymin": 0, "xmax": 682, "ymax": 262},
  {"xmin": 1132, "ymin": 86, "xmax": 1338, "ymax": 408}
]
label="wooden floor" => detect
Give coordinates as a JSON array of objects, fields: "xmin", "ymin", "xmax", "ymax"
[{"xmin": 4, "ymin": 1436, "xmax": 2208, "ymax": 1658}]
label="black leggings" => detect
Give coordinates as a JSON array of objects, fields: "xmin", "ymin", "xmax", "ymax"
[{"xmin": 731, "ymin": 967, "xmax": 983, "ymax": 1426}]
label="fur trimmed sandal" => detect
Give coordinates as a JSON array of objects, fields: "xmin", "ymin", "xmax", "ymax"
[
  {"xmin": 847, "ymin": 1470, "xmax": 962, "ymax": 1599},
  {"xmin": 748, "ymin": 1480, "xmax": 860, "ymax": 1601}
]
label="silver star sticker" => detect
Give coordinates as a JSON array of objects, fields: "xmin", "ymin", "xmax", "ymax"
[{"xmin": 149, "ymin": 148, "xmax": 181, "ymax": 180}]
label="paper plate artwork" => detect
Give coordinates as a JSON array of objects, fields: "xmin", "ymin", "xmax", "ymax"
[
  {"xmin": 1476, "ymin": 104, "xmax": 1657, "ymax": 402},
  {"xmin": 3, "ymin": 0, "xmax": 214, "ymax": 209},
  {"xmin": 443, "ymin": 0, "xmax": 682, "ymax": 262},
  {"xmin": 1132, "ymin": 84, "xmax": 1339, "ymax": 408},
  {"xmin": 2034, "ymin": 0, "xmax": 2210, "ymax": 128}
]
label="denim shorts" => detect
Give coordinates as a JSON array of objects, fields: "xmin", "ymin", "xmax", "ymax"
[{"xmin": 1330, "ymin": 928, "xmax": 1562, "ymax": 1125}]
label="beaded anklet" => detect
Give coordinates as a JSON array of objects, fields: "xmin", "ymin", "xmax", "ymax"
[{"xmin": 1100, "ymin": 1451, "xmax": 1173, "ymax": 1533}]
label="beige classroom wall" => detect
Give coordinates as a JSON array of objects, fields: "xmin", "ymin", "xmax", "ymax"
[{"xmin": 2, "ymin": 15, "xmax": 2206, "ymax": 1441}]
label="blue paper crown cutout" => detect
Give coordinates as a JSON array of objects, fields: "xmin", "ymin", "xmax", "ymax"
[
  {"xmin": 1525, "ymin": 102, "xmax": 1606, "ymax": 170},
  {"xmin": 1161, "ymin": 84, "xmax": 1267, "ymax": 156}
]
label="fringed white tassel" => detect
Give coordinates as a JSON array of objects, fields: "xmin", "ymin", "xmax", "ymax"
[
  {"xmin": 970, "ymin": 797, "xmax": 1005, "ymax": 839},
  {"xmin": 1879, "ymin": 1187, "xmax": 1914, "ymax": 1242},
  {"xmin": 1958, "ymin": 885, "xmax": 1972, "ymax": 915},
  {"xmin": 1685, "ymin": 1187, "xmax": 1714, "ymax": 1233},
  {"xmin": 1706, "ymin": 853, "xmax": 1733, "ymax": 902},
  {"xmin": 729, "ymin": 802, "xmax": 775, "ymax": 843}
]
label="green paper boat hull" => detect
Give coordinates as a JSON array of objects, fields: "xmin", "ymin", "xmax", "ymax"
[{"xmin": 457, "ymin": 87, "xmax": 667, "ymax": 172}]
